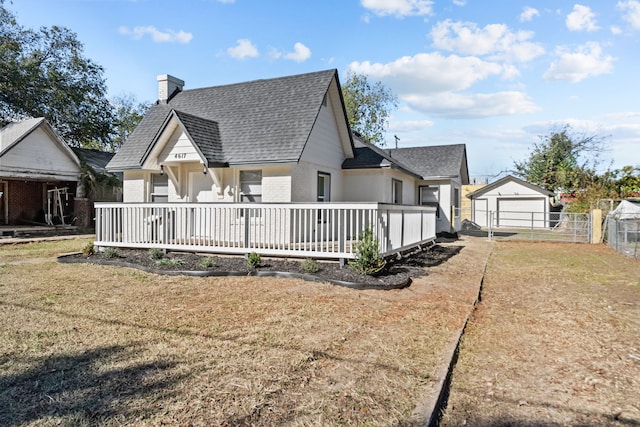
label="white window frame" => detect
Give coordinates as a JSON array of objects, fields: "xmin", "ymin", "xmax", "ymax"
[
  {"xmin": 419, "ymin": 185, "xmax": 440, "ymax": 218},
  {"xmin": 150, "ymin": 173, "xmax": 169, "ymax": 203},
  {"xmin": 317, "ymin": 172, "xmax": 331, "ymax": 202},
  {"xmin": 392, "ymin": 179, "xmax": 403, "ymax": 204},
  {"xmin": 239, "ymin": 170, "xmax": 262, "ymax": 203}
]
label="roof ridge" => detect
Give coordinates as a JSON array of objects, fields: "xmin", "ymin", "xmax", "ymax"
[{"xmin": 176, "ymin": 69, "xmax": 337, "ymax": 95}]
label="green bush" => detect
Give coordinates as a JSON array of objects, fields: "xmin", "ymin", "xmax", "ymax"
[
  {"xmin": 155, "ymin": 258, "xmax": 184, "ymax": 267},
  {"xmin": 102, "ymin": 247, "xmax": 120, "ymax": 259},
  {"xmin": 197, "ymin": 256, "xmax": 217, "ymax": 269},
  {"xmin": 301, "ymin": 257, "xmax": 319, "ymax": 273},
  {"xmin": 148, "ymin": 248, "xmax": 165, "ymax": 260},
  {"xmin": 349, "ymin": 228, "xmax": 386, "ymax": 276},
  {"xmin": 246, "ymin": 252, "xmax": 261, "ymax": 269},
  {"xmin": 82, "ymin": 242, "xmax": 95, "ymax": 257}
]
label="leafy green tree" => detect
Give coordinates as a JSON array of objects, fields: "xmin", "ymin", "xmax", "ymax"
[
  {"xmin": 513, "ymin": 124, "xmax": 606, "ymax": 193},
  {"xmin": 0, "ymin": 1, "xmax": 115, "ymax": 149},
  {"xmin": 109, "ymin": 94, "xmax": 150, "ymax": 152},
  {"xmin": 613, "ymin": 166, "xmax": 640, "ymax": 198},
  {"xmin": 342, "ymin": 72, "xmax": 397, "ymax": 146}
]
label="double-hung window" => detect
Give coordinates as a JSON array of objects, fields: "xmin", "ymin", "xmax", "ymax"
[
  {"xmin": 392, "ymin": 179, "xmax": 403, "ymax": 204},
  {"xmin": 151, "ymin": 173, "xmax": 168, "ymax": 203},
  {"xmin": 239, "ymin": 170, "xmax": 262, "ymax": 202},
  {"xmin": 419, "ymin": 185, "xmax": 440, "ymax": 218},
  {"xmin": 317, "ymin": 172, "xmax": 331, "ymax": 202}
]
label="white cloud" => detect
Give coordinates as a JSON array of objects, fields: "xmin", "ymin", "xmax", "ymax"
[
  {"xmin": 284, "ymin": 42, "xmax": 312, "ymax": 62},
  {"xmin": 519, "ymin": 6, "xmax": 540, "ymax": 22},
  {"xmin": 566, "ymin": 4, "xmax": 599, "ymax": 31},
  {"xmin": 610, "ymin": 25, "xmax": 623, "ymax": 35},
  {"xmin": 349, "ymin": 52, "xmax": 511, "ymax": 95},
  {"xmin": 430, "ymin": 20, "xmax": 544, "ymax": 62},
  {"xmin": 452, "ymin": 0, "xmax": 466, "ymax": 6},
  {"xmin": 227, "ymin": 39, "xmax": 259, "ymax": 59},
  {"xmin": 543, "ymin": 42, "xmax": 615, "ymax": 82},
  {"xmin": 402, "ymin": 91, "xmax": 539, "ymax": 118},
  {"xmin": 217, "ymin": 0, "xmax": 235, "ymax": 3},
  {"xmin": 618, "ymin": 0, "xmax": 640, "ymax": 30},
  {"xmin": 360, "ymin": 0, "xmax": 433, "ymax": 17},
  {"xmin": 118, "ymin": 26, "xmax": 192, "ymax": 43}
]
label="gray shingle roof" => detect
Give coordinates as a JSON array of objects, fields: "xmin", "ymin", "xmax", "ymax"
[
  {"xmin": 389, "ymin": 144, "xmax": 469, "ymax": 183},
  {"xmin": 343, "ymin": 134, "xmax": 469, "ymax": 183},
  {"xmin": 173, "ymin": 110, "xmax": 224, "ymax": 166},
  {"xmin": 108, "ymin": 69, "xmax": 339, "ymax": 170},
  {"xmin": 342, "ymin": 134, "xmax": 422, "ymax": 179},
  {"xmin": 73, "ymin": 148, "xmax": 115, "ymax": 174}
]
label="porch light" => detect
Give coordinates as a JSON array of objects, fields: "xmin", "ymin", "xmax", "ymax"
[{"xmin": 160, "ymin": 164, "xmax": 164, "ymax": 176}]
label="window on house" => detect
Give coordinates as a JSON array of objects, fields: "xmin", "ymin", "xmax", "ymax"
[
  {"xmin": 419, "ymin": 185, "xmax": 440, "ymax": 218},
  {"xmin": 317, "ymin": 172, "xmax": 331, "ymax": 202},
  {"xmin": 239, "ymin": 170, "xmax": 262, "ymax": 202},
  {"xmin": 454, "ymin": 188, "xmax": 460, "ymax": 215},
  {"xmin": 392, "ymin": 179, "xmax": 403, "ymax": 204},
  {"xmin": 151, "ymin": 173, "xmax": 168, "ymax": 203}
]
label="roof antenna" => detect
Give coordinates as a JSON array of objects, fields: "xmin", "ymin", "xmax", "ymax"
[{"xmin": 394, "ymin": 135, "xmax": 400, "ymax": 149}]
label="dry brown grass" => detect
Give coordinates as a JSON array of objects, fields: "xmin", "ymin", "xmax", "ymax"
[
  {"xmin": 441, "ymin": 241, "xmax": 640, "ymax": 426},
  {"xmin": 0, "ymin": 237, "xmax": 489, "ymax": 426}
]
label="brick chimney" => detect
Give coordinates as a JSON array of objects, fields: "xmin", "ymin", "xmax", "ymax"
[{"xmin": 157, "ymin": 74, "xmax": 185, "ymax": 103}]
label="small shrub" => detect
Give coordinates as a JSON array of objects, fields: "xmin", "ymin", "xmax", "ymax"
[
  {"xmin": 102, "ymin": 247, "xmax": 120, "ymax": 259},
  {"xmin": 246, "ymin": 252, "xmax": 261, "ymax": 269},
  {"xmin": 82, "ymin": 242, "xmax": 95, "ymax": 257},
  {"xmin": 197, "ymin": 256, "xmax": 217, "ymax": 269},
  {"xmin": 301, "ymin": 257, "xmax": 319, "ymax": 273},
  {"xmin": 155, "ymin": 258, "xmax": 184, "ymax": 267},
  {"xmin": 148, "ymin": 248, "xmax": 165, "ymax": 260},
  {"xmin": 349, "ymin": 228, "xmax": 386, "ymax": 276}
]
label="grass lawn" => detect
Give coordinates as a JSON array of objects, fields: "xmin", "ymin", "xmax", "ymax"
[
  {"xmin": 441, "ymin": 241, "xmax": 640, "ymax": 426},
  {"xmin": 0, "ymin": 237, "xmax": 489, "ymax": 426}
]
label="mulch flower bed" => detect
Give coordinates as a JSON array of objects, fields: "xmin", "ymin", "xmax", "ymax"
[{"xmin": 60, "ymin": 244, "xmax": 462, "ymax": 290}]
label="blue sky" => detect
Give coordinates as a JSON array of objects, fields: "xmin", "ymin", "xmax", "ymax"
[{"xmin": 10, "ymin": 0, "xmax": 640, "ymax": 181}]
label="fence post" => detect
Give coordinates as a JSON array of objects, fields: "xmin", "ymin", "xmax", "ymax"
[
  {"xmin": 450, "ymin": 205, "xmax": 455, "ymax": 233},
  {"xmin": 590, "ymin": 209, "xmax": 602, "ymax": 244},
  {"xmin": 488, "ymin": 211, "xmax": 493, "ymax": 241}
]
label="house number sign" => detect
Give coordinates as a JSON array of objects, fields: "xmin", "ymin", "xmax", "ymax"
[{"xmin": 174, "ymin": 153, "xmax": 187, "ymax": 159}]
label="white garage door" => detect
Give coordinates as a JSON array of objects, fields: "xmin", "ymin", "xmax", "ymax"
[{"xmin": 497, "ymin": 198, "xmax": 547, "ymax": 228}]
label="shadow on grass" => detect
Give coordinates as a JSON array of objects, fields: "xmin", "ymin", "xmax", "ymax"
[{"xmin": 0, "ymin": 343, "xmax": 185, "ymax": 426}]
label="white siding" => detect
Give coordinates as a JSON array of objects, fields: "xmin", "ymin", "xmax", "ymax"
[
  {"xmin": 0, "ymin": 127, "xmax": 80, "ymax": 180},
  {"xmin": 122, "ymin": 171, "xmax": 145, "ymax": 202},
  {"xmin": 159, "ymin": 131, "xmax": 201, "ymax": 163},
  {"xmin": 294, "ymin": 98, "xmax": 349, "ymax": 202},
  {"xmin": 262, "ymin": 166, "xmax": 292, "ymax": 202},
  {"xmin": 343, "ymin": 170, "xmax": 416, "ymax": 204}
]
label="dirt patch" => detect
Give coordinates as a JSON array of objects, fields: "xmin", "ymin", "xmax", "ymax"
[
  {"xmin": 440, "ymin": 241, "xmax": 640, "ymax": 426},
  {"xmin": 61, "ymin": 244, "xmax": 462, "ymax": 289}
]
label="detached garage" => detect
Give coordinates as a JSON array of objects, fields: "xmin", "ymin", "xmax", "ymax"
[{"xmin": 466, "ymin": 175, "xmax": 554, "ymax": 228}]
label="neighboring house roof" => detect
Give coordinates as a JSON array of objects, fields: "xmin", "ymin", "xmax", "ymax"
[
  {"xmin": 72, "ymin": 148, "xmax": 116, "ymax": 174},
  {"xmin": 343, "ymin": 134, "xmax": 469, "ymax": 183},
  {"xmin": 108, "ymin": 69, "xmax": 351, "ymax": 170},
  {"xmin": 0, "ymin": 117, "xmax": 81, "ymax": 166},
  {"xmin": 466, "ymin": 175, "xmax": 554, "ymax": 199}
]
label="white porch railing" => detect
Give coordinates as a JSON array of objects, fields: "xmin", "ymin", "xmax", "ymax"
[{"xmin": 94, "ymin": 202, "xmax": 437, "ymax": 260}]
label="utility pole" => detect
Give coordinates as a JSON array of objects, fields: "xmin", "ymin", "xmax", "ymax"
[{"xmin": 394, "ymin": 135, "xmax": 400, "ymax": 149}]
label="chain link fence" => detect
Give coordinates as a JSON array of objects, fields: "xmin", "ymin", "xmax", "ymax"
[
  {"xmin": 457, "ymin": 207, "xmax": 591, "ymax": 243},
  {"xmin": 606, "ymin": 217, "xmax": 640, "ymax": 259}
]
